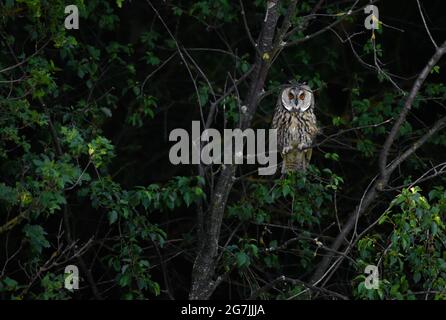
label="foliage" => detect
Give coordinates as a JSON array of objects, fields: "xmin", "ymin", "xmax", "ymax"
[
  {"xmin": 355, "ymin": 187, "xmax": 446, "ymax": 300},
  {"xmin": 1, "ymin": 0, "xmax": 446, "ymax": 300}
]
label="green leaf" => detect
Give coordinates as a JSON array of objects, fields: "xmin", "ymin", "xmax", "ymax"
[
  {"xmin": 23, "ymin": 224, "xmax": 50, "ymax": 254},
  {"xmin": 109, "ymin": 210, "xmax": 118, "ymax": 224},
  {"xmin": 431, "ymin": 221, "xmax": 438, "ymax": 235},
  {"xmin": 172, "ymin": 6, "xmax": 183, "ymax": 16},
  {"xmin": 413, "ymin": 272, "xmax": 421, "ymax": 283},
  {"xmin": 118, "ymin": 273, "xmax": 131, "ymax": 287},
  {"xmin": 183, "ymin": 192, "xmax": 192, "ymax": 207},
  {"xmin": 431, "ymin": 65, "xmax": 440, "ymax": 74},
  {"xmin": 149, "ymin": 281, "xmax": 161, "ymax": 296},
  {"xmin": 235, "ymin": 252, "xmax": 250, "ymax": 268},
  {"xmin": 2, "ymin": 277, "xmax": 18, "ymax": 291}
]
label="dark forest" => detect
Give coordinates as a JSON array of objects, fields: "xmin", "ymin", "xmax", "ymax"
[{"xmin": 1, "ymin": 0, "xmax": 446, "ymax": 301}]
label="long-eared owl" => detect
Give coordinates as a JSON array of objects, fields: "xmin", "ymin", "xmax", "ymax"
[{"xmin": 271, "ymin": 84, "xmax": 318, "ymax": 174}]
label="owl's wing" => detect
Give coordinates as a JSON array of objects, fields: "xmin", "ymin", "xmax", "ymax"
[
  {"xmin": 271, "ymin": 108, "xmax": 280, "ymax": 129},
  {"xmin": 271, "ymin": 107, "xmax": 284, "ymax": 152}
]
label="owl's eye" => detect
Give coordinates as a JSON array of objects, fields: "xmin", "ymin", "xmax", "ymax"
[
  {"xmin": 288, "ymin": 93, "xmax": 295, "ymax": 100},
  {"xmin": 299, "ymin": 93, "xmax": 306, "ymax": 100}
]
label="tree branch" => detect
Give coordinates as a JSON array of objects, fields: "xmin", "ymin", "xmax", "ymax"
[
  {"xmin": 310, "ymin": 39, "xmax": 446, "ymax": 286},
  {"xmin": 189, "ymin": 0, "xmax": 282, "ymax": 300},
  {"xmin": 379, "ymin": 40, "xmax": 446, "ymax": 177}
]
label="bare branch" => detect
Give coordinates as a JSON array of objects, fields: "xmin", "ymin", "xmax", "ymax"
[{"xmin": 416, "ymin": 0, "xmax": 438, "ymax": 49}]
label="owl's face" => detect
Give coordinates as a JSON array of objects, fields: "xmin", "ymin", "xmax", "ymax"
[{"xmin": 280, "ymin": 85, "xmax": 313, "ymax": 113}]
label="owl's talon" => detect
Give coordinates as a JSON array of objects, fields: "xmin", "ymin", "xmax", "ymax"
[
  {"xmin": 297, "ymin": 143, "xmax": 308, "ymax": 150},
  {"xmin": 282, "ymin": 146, "xmax": 293, "ymax": 154}
]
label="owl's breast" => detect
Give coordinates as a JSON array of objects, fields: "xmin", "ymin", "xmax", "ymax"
[
  {"xmin": 288, "ymin": 116, "xmax": 303, "ymax": 144},
  {"xmin": 281, "ymin": 112, "xmax": 317, "ymax": 148}
]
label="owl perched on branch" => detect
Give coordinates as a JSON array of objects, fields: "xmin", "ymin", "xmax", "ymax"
[{"xmin": 271, "ymin": 84, "xmax": 319, "ymax": 174}]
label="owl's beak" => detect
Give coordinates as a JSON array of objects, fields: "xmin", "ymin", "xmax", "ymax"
[{"xmin": 294, "ymin": 99, "xmax": 302, "ymax": 111}]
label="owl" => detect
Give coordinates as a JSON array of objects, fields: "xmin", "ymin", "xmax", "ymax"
[{"xmin": 271, "ymin": 84, "xmax": 318, "ymax": 174}]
